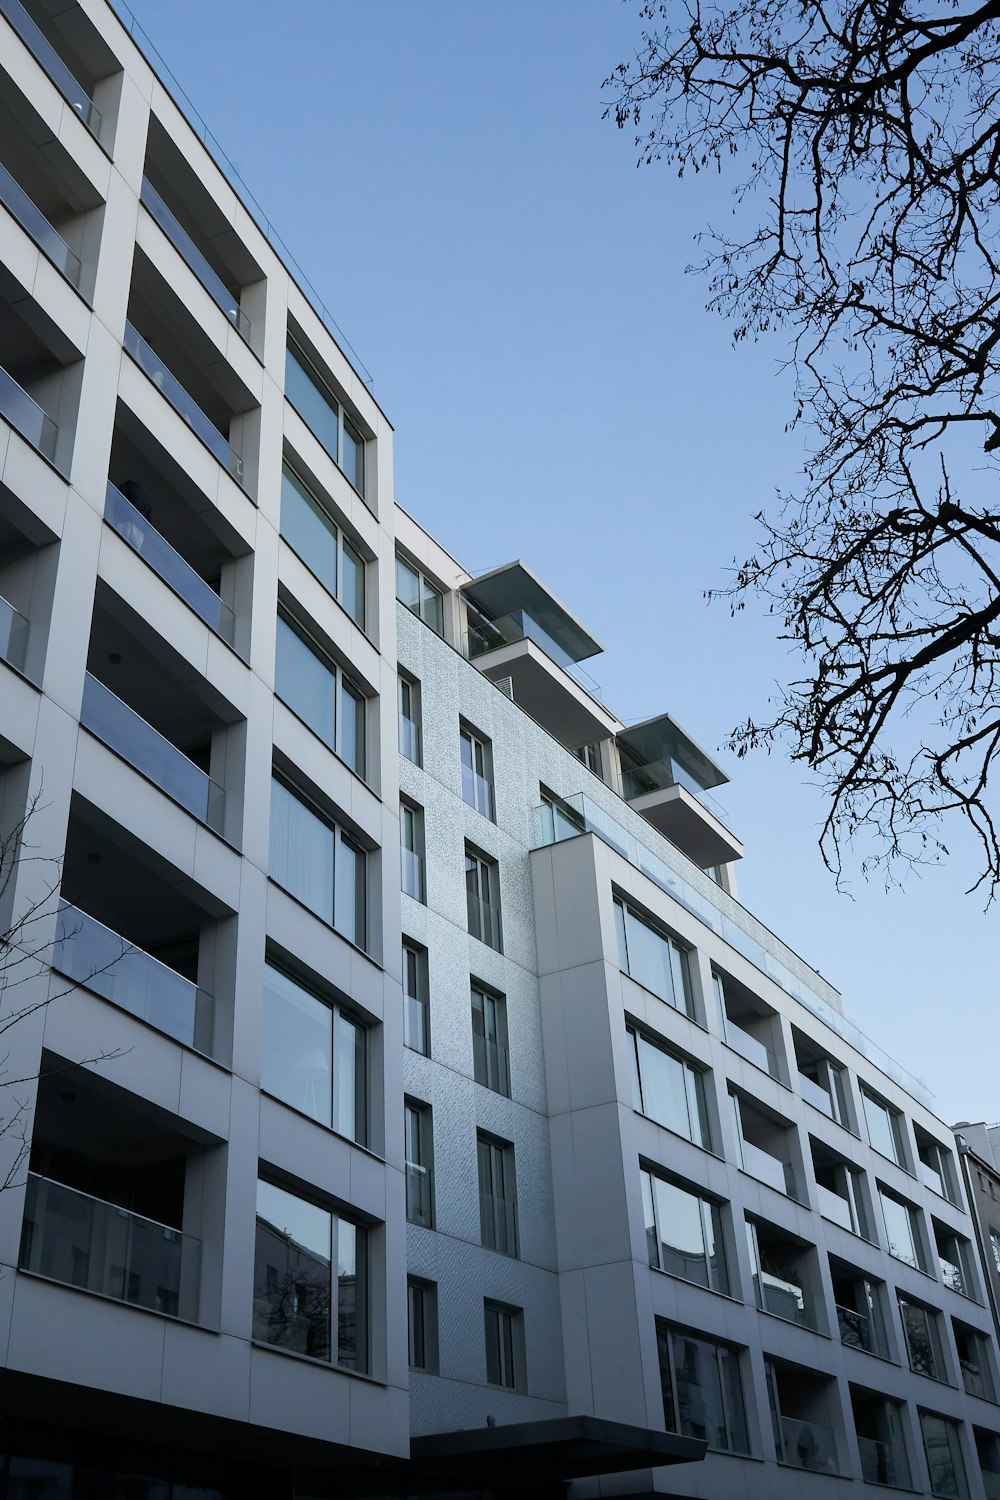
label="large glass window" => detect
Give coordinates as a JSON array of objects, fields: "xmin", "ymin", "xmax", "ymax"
[
  {"xmin": 268, "ymin": 776, "xmax": 366, "ymax": 948},
  {"xmin": 253, "ymin": 1178, "xmax": 366, "ymax": 1371},
  {"xmin": 279, "ymin": 464, "xmax": 365, "ymax": 626},
  {"xmin": 879, "ymin": 1186, "xmax": 926, "ymax": 1270},
  {"xmin": 285, "ymin": 340, "xmax": 366, "ymax": 497},
  {"xmin": 472, "ymin": 984, "xmax": 510, "ymax": 1097},
  {"xmin": 628, "ymin": 1026, "xmax": 711, "ymax": 1149},
  {"xmin": 898, "ymin": 1294, "xmax": 945, "ymax": 1380},
  {"xmin": 403, "ymin": 940, "xmax": 429, "ymax": 1056},
  {"xmin": 275, "ymin": 612, "xmax": 366, "ymax": 777},
  {"xmin": 641, "ymin": 1168, "xmax": 727, "ymax": 1293},
  {"xmin": 478, "ymin": 1132, "xmax": 518, "ymax": 1256},
  {"xmin": 656, "ymin": 1321, "xmax": 749, "ymax": 1453},
  {"xmin": 396, "ymin": 556, "xmax": 444, "ymax": 636},
  {"xmin": 261, "ymin": 962, "xmax": 366, "ymax": 1143},
  {"xmin": 919, "ymin": 1411, "xmax": 970, "ymax": 1499},
  {"xmin": 862, "ymin": 1087, "xmax": 908, "ymax": 1167},
  {"xmin": 614, "ymin": 898, "xmax": 693, "ymax": 1016},
  {"xmin": 461, "ymin": 725, "xmax": 494, "ymax": 820}
]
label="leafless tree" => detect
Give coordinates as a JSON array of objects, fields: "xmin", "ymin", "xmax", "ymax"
[
  {"xmin": 0, "ymin": 792, "xmax": 124, "ymax": 1192},
  {"xmin": 606, "ymin": 0, "xmax": 1000, "ymax": 895}
]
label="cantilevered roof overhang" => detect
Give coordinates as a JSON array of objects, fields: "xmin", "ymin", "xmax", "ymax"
[
  {"xmin": 616, "ymin": 713, "xmax": 729, "ymax": 791},
  {"xmin": 464, "ymin": 562, "xmax": 603, "ymax": 664}
]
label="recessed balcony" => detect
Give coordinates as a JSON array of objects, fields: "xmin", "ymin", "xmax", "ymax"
[
  {"xmin": 123, "ymin": 321, "xmax": 243, "ymax": 486},
  {"xmin": 0, "ymin": 364, "xmax": 58, "ymax": 463},
  {"xmin": 0, "ymin": 159, "xmax": 80, "ymax": 287},
  {"xmin": 0, "ymin": 0, "xmax": 103, "ymax": 140},
  {"xmin": 617, "ymin": 714, "xmax": 742, "ymax": 869},
  {"xmin": 0, "ymin": 592, "xmax": 29, "ymax": 672},
  {"xmin": 463, "ymin": 562, "xmax": 615, "ymax": 750},
  {"xmin": 140, "ymin": 177, "xmax": 250, "ymax": 341}
]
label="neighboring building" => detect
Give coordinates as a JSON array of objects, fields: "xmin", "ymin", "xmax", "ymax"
[
  {"xmin": 955, "ymin": 1128, "xmax": 1000, "ymax": 1349},
  {"xmin": 0, "ymin": 1, "xmax": 999, "ymax": 1497}
]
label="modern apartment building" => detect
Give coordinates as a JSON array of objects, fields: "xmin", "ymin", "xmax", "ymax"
[{"xmin": 1, "ymin": 1, "xmax": 1000, "ymax": 1496}]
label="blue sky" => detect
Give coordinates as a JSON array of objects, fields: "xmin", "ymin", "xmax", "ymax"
[{"xmin": 119, "ymin": 0, "xmax": 996, "ymax": 1127}]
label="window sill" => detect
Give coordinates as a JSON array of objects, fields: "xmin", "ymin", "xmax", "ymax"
[
  {"xmin": 259, "ymin": 1086, "xmax": 384, "ymax": 1163},
  {"xmin": 251, "ymin": 1337, "xmax": 381, "ymax": 1385}
]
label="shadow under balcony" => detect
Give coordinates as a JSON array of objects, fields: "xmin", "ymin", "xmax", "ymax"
[
  {"xmin": 617, "ymin": 714, "xmax": 742, "ymax": 870},
  {"xmin": 0, "ymin": 273, "xmax": 82, "ymax": 474},
  {"xmin": 462, "ymin": 563, "xmax": 617, "ymax": 751},
  {"xmin": 0, "ymin": 0, "xmax": 118, "ymax": 147},
  {"xmin": 0, "ymin": 479, "xmax": 59, "ymax": 684}
]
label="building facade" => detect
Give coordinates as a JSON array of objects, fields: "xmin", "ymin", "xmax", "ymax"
[{"xmin": 0, "ymin": 0, "xmax": 999, "ymax": 1495}]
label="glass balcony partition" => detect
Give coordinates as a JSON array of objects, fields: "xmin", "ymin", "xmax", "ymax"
[
  {"xmin": 140, "ymin": 179, "xmax": 250, "ymax": 339},
  {"xmin": 0, "ymin": 364, "xmax": 58, "ymax": 462},
  {"xmin": 0, "ymin": 594, "xmax": 29, "ymax": 673},
  {"xmin": 0, "ymin": 161, "xmax": 81, "ymax": 286},
  {"xmin": 104, "ymin": 482, "xmax": 236, "ymax": 644},
  {"xmin": 405, "ymin": 1162, "xmax": 432, "ymax": 1228},
  {"xmin": 52, "ymin": 900, "xmax": 212, "ymax": 1052},
  {"xmin": 123, "ymin": 322, "xmax": 244, "ymax": 484},
  {"xmin": 19, "ymin": 1172, "xmax": 200, "ymax": 1320},
  {"xmin": 622, "ymin": 755, "xmax": 732, "ymax": 828},
  {"xmin": 740, "ymin": 1138, "xmax": 795, "ymax": 1197},
  {"xmin": 816, "ymin": 1182, "xmax": 856, "ymax": 1233},
  {"xmin": 858, "ymin": 1435, "xmax": 910, "ymax": 1488},
  {"xmin": 0, "ymin": 0, "xmax": 102, "ymax": 138},
  {"xmin": 726, "ymin": 1019, "xmax": 781, "ymax": 1078},
  {"xmin": 80, "ymin": 672, "xmax": 225, "ymax": 831},
  {"xmin": 467, "ymin": 610, "xmax": 603, "ymax": 702},
  {"xmin": 778, "ymin": 1416, "xmax": 838, "ymax": 1473}
]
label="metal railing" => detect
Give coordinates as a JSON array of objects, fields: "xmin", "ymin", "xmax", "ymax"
[
  {"xmin": 53, "ymin": 900, "xmax": 213, "ymax": 1052},
  {"xmin": 0, "ymin": 0, "xmax": 102, "ymax": 138},
  {"xmin": 401, "ymin": 846, "xmax": 424, "ymax": 902},
  {"xmin": 779, "ymin": 1416, "xmax": 838, "ymax": 1473},
  {"xmin": 467, "ymin": 890, "xmax": 502, "ymax": 952},
  {"xmin": 19, "ymin": 1172, "xmax": 200, "ymax": 1321},
  {"xmin": 0, "ymin": 594, "xmax": 29, "ymax": 673},
  {"xmin": 80, "ymin": 672, "xmax": 225, "ymax": 831},
  {"xmin": 123, "ymin": 322, "xmax": 244, "ymax": 484},
  {"xmin": 104, "ymin": 482, "xmax": 236, "ymax": 644},
  {"xmin": 530, "ymin": 790, "xmax": 933, "ymax": 1105},
  {"xmin": 473, "ymin": 1033, "xmax": 510, "ymax": 1097},
  {"xmin": 466, "ymin": 612, "xmax": 604, "ymax": 703},
  {"xmin": 858, "ymin": 1435, "xmax": 910, "ymax": 1489},
  {"xmin": 0, "ymin": 364, "xmax": 58, "ymax": 462},
  {"xmin": 405, "ymin": 1162, "xmax": 432, "ymax": 1228},
  {"xmin": 140, "ymin": 177, "xmax": 250, "ymax": 339},
  {"xmin": 480, "ymin": 1191, "xmax": 518, "ymax": 1257},
  {"xmin": 0, "ymin": 160, "xmax": 81, "ymax": 285}
]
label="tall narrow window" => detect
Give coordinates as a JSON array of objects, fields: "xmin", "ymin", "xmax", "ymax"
[
  {"xmin": 405, "ymin": 1101, "xmax": 433, "ymax": 1227},
  {"xmin": 279, "ymin": 463, "xmax": 365, "ymax": 626},
  {"xmin": 268, "ymin": 776, "xmax": 366, "ymax": 948},
  {"xmin": 400, "ymin": 800, "xmax": 425, "ymax": 903},
  {"xmin": 484, "ymin": 1300, "xmax": 522, "ymax": 1389},
  {"xmin": 398, "ymin": 671, "xmax": 421, "ymax": 765},
  {"xmin": 478, "ymin": 1132, "xmax": 518, "ymax": 1256},
  {"xmin": 640, "ymin": 1168, "xmax": 728, "ymax": 1293},
  {"xmin": 628, "ymin": 1026, "xmax": 711, "ymax": 1149},
  {"xmin": 656, "ymin": 1321, "xmax": 749, "ymax": 1453},
  {"xmin": 879, "ymin": 1186, "xmax": 927, "ymax": 1270},
  {"xmin": 408, "ymin": 1278, "xmax": 437, "ymax": 1371},
  {"xmin": 260, "ymin": 962, "xmax": 366, "ymax": 1143},
  {"xmin": 471, "ymin": 983, "xmax": 510, "ymax": 1096},
  {"xmin": 275, "ymin": 611, "xmax": 367, "ymax": 777},
  {"xmin": 460, "ymin": 725, "xmax": 494, "ymax": 819},
  {"xmin": 465, "ymin": 847, "xmax": 502, "ymax": 951},
  {"xmin": 396, "ymin": 556, "xmax": 444, "ymax": 636},
  {"xmin": 254, "ymin": 1178, "xmax": 367, "ymax": 1371},
  {"xmin": 614, "ymin": 898, "xmax": 693, "ymax": 1017},
  {"xmin": 919, "ymin": 1411, "xmax": 970, "ymax": 1499},
  {"xmin": 285, "ymin": 339, "xmax": 366, "ymax": 498},
  {"xmin": 403, "ymin": 940, "xmax": 429, "ymax": 1056},
  {"xmin": 861, "ymin": 1087, "xmax": 908, "ymax": 1168}
]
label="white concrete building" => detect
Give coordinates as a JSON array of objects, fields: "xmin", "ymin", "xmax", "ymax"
[{"xmin": 0, "ymin": 1, "xmax": 999, "ymax": 1496}]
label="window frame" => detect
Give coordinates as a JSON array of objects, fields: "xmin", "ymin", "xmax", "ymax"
[
  {"xmin": 400, "ymin": 797, "xmax": 426, "ymax": 904},
  {"xmin": 465, "ymin": 845, "xmax": 502, "ymax": 952},
  {"xmin": 404, "ymin": 1099, "xmax": 434, "ymax": 1228},
  {"xmin": 484, "ymin": 1298, "xmax": 523, "ymax": 1390},
  {"xmin": 477, "ymin": 1131, "xmax": 518, "ymax": 1257},
  {"xmin": 275, "ymin": 608, "xmax": 368, "ymax": 779},
  {"xmin": 284, "ymin": 338, "xmax": 367, "ymax": 499},
  {"xmin": 918, "ymin": 1410, "xmax": 971, "ymax": 1499},
  {"xmin": 460, "ymin": 723, "xmax": 495, "ymax": 820},
  {"xmin": 268, "ymin": 772, "xmax": 367, "ymax": 950},
  {"xmin": 260, "ymin": 958, "xmax": 367, "ymax": 1144},
  {"xmin": 898, "ymin": 1292, "xmax": 947, "ymax": 1382},
  {"xmin": 402, "ymin": 939, "xmax": 430, "ymax": 1056},
  {"xmin": 396, "ymin": 554, "xmax": 444, "ymax": 637},
  {"xmin": 398, "ymin": 670, "xmax": 422, "ymax": 766},
  {"xmin": 614, "ymin": 896, "xmax": 694, "ymax": 1018},
  {"xmin": 279, "ymin": 460, "xmax": 366, "ymax": 629},
  {"xmin": 878, "ymin": 1183, "xmax": 928, "ymax": 1271},
  {"xmin": 408, "ymin": 1276, "xmax": 438, "ymax": 1372},
  {"xmin": 627, "ymin": 1024, "xmax": 712, "ymax": 1151},
  {"xmin": 471, "ymin": 981, "xmax": 510, "ymax": 1097},
  {"xmin": 640, "ymin": 1165, "xmax": 729, "ymax": 1295},
  {"xmin": 861, "ymin": 1086, "xmax": 909, "ymax": 1170},
  {"xmin": 656, "ymin": 1319, "xmax": 750, "ymax": 1454}
]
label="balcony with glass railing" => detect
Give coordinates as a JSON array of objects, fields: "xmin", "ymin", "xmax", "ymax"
[
  {"xmin": 0, "ymin": 364, "xmax": 58, "ymax": 463},
  {"xmin": 530, "ymin": 788, "xmax": 934, "ymax": 1106},
  {"xmin": 621, "ymin": 755, "xmax": 733, "ymax": 830},
  {"xmin": 80, "ymin": 672, "xmax": 225, "ymax": 832},
  {"xmin": 19, "ymin": 1172, "xmax": 200, "ymax": 1320},
  {"xmin": 858, "ymin": 1435, "xmax": 910, "ymax": 1488},
  {"xmin": 104, "ymin": 481, "xmax": 236, "ymax": 644},
  {"xmin": 836, "ymin": 1301, "xmax": 890, "ymax": 1359},
  {"xmin": 0, "ymin": 594, "xmax": 29, "ymax": 674},
  {"xmin": 123, "ymin": 322, "xmax": 244, "ymax": 484},
  {"xmin": 401, "ymin": 846, "xmax": 425, "ymax": 903},
  {"xmin": 817, "ymin": 1182, "xmax": 858, "ymax": 1234},
  {"xmin": 405, "ymin": 1162, "xmax": 432, "ymax": 1228},
  {"xmin": 0, "ymin": 160, "xmax": 81, "ymax": 287},
  {"xmin": 467, "ymin": 611, "xmax": 603, "ymax": 702},
  {"xmin": 52, "ymin": 900, "xmax": 213, "ymax": 1052},
  {"xmin": 480, "ymin": 1192, "xmax": 518, "ymax": 1257},
  {"xmin": 755, "ymin": 1269, "xmax": 815, "ymax": 1328},
  {"xmin": 0, "ymin": 0, "xmax": 103, "ymax": 140},
  {"xmin": 467, "ymin": 890, "xmax": 502, "ymax": 952},
  {"xmin": 740, "ymin": 1138, "xmax": 797, "ymax": 1198},
  {"xmin": 139, "ymin": 178, "xmax": 250, "ymax": 341},
  {"xmin": 799, "ymin": 1070, "xmax": 838, "ymax": 1119},
  {"xmin": 778, "ymin": 1416, "xmax": 838, "ymax": 1474}
]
